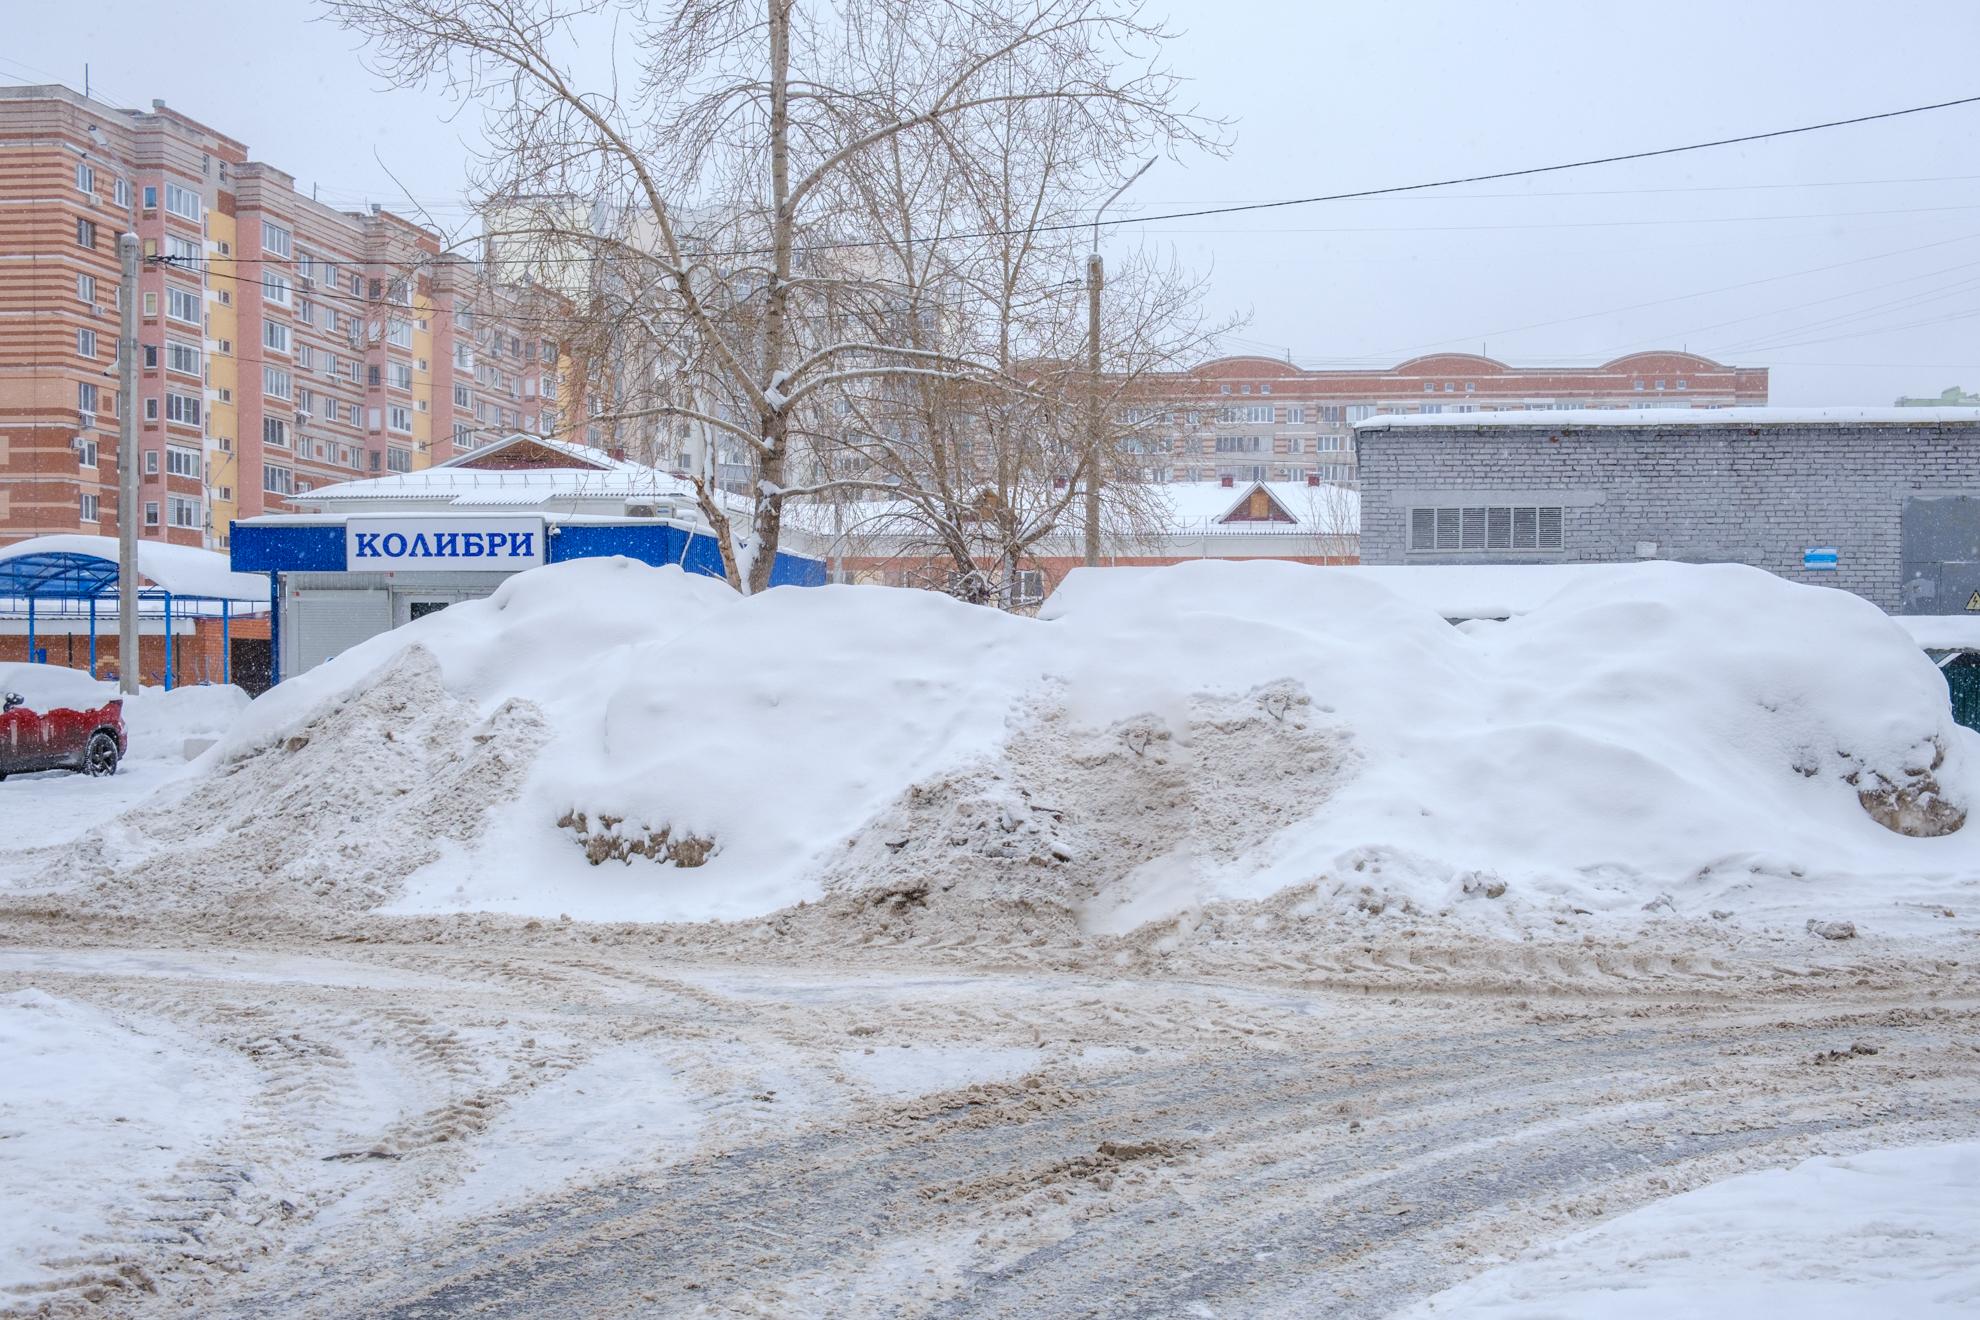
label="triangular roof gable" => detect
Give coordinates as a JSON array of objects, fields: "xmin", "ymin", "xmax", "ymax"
[
  {"xmin": 441, "ymin": 432, "xmax": 627, "ymax": 472},
  {"xmin": 1216, "ymin": 481, "xmax": 1297, "ymax": 524}
]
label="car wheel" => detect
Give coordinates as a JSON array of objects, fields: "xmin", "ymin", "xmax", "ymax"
[{"xmin": 83, "ymin": 731, "xmax": 120, "ymax": 777}]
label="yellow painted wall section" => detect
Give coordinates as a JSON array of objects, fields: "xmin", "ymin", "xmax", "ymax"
[
  {"xmin": 411, "ymin": 290, "xmax": 434, "ymax": 468},
  {"xmin": 205, "ymin": 212, "xmax": 240, "ymax": 548}
]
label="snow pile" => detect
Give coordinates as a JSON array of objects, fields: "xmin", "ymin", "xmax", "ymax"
[
  {"xmin": 1400, "ymin": 1144, "xmax": 1980, "ymax": 1319},
  {"xmin": 0, "ymin": 988, "xmax": 251, "ymax": 1300},
  {"xmin": 37, "ymin": 556, "xmax": 1980, "ymax": 934},
  {"xmin": 0, "ymin": 661, "xmax": 115, "ymax": 713},
  {"xmin": 123, "ymin": 683, "xmax": 251, "ymax": 762}
]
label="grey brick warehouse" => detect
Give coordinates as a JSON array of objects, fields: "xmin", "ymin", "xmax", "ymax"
[{"xmin": 1353, "ymin": 407, "xmax": 1980, "ymax": 612}]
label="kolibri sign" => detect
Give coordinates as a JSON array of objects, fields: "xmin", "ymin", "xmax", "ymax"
[{"xmin": 344, "ymin": 516, "xmax": 547, "ymax": 572}]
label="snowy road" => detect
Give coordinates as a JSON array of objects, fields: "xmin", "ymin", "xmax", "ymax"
[{"xmin": 2, "ymin": 916, "xmax": 1975, "ymax": 1318}]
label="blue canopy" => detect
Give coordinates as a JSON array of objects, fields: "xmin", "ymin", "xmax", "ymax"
[{"xmin": 0, "ymin": 536, "xmax": 267, "ymax": 689}]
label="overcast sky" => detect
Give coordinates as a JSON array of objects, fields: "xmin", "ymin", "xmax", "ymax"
[{"xmin": 8, "ymin": 0, "xmax": 1977, "ymax": 403}]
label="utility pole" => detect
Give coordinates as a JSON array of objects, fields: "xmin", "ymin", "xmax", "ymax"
[
  {"xmin": 117, "ymin": 232, "xmax": 140, "ymax": 694},
  {"xmin": 1082, "ymin": 160, "xmax": 1153, "ymax": 568}
]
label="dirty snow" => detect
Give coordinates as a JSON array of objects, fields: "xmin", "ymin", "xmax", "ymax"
[
  {"xmin": 1401, "ymin": 1143, "xmax": 1980, "ymax": 1319},
  {"xmin": 0, "ymin": 988, "xmax": 252, "ymax": 1298},
  {"xmin": 14, "ymin": 557, "xmax": 1979, "ymax": 943}
]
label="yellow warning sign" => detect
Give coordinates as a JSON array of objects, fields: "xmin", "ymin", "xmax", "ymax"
[{"xmin": 1967, "ymin": 591, "xmax": 1980, "ymax": 613}]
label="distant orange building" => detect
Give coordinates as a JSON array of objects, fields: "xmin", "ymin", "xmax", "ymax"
[{"xmin": 1121, "ymin": 351, "xmax": 1768, "ymax": 485}]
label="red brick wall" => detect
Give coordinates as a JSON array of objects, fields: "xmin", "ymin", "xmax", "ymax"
[{"xmin": 1, "ymin": 614, "xmax": 266, "ymax": 686}]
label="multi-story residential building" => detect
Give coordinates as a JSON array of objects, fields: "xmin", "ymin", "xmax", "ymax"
[
  {"xmin": 1124, "ymin": 351, "xmax": 1769, "ymax": 486},
  {"xmin": 0, "ymin": 83, "xmax": 573, "ymax": 551}
]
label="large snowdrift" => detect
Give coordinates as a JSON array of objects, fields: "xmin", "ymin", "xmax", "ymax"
[{"xmin": 29, "ymin": 557, "xmax": 1980, "ymax": 934}]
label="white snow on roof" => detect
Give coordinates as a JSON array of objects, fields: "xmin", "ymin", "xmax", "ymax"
[
  {"xmin": 438, "ymin": 432, "xmax": 647, "ymax": 473},
  {"xmin": 1890, "ymin": 615, "xmax": 1980, "ymax": 651},
  {"xmin": 794, "ymin": 480, "xmax": 1360, "ymax": 541},
  {"xmin": 0, "ymin": 535, "xmax": 269, "ymax": 601},
  {"xmin": 1356, "ymin": 406, "xmax": 1980, "ymax": 430},
  {"xmin": 294, "ymin": 467, "xmax": 699, "ymax": 509},
  {"xmin": 1158, "ymin": 481, "xmax": 1360, "ymax": 535}
]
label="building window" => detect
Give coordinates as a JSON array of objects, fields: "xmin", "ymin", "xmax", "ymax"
[
  {"xmin": 163, "ymin": 182, "xmax": 200, "ymax": 221},
  {"xmin": 1408, "ymin": 505, "xmax": 1565, "ymax": 553},
  {"xmin": 165, "ymin": 445, "xmax": 201, "ymax": 478},
  {"xmin": 164, "ymin": 392, "xmax": 201, "ymax": 426},
  {"xmin": 166, "ymin": 339, "xmax": 201, "ymax": 375},
  {"xmin": 387, "ymin": 405, "xmax": 413, "ymax": 433},
  {"xmin": 388, "ymin": 361, "xmax": 412, "ymax": 390},
  {"xmin": 144, "ymin": 501, "xmax": 160, "ymax": 527},
  {"xmin": 76, "ymin": 160, "xmax": 96, "ymax": 193},
  {"xmin": 263, "ymin": 321, "xmax": 291, "ymax": 354},
  {"xmin": 79, "ymin": 492, "xmax": 100, "ymax": 522},
  {"xmin": 142, "ymin": 184, "xmax": 158, "ymax": 210},
  {"xmin": 261, "ymin": 220, "xmax": 292, "ymax": 257},
  {"xmin": 263, "ymin": 272, "xmax": 292, "ymax": 305},
  {"xmin": 143, "ymin": 345, "xmax": 158, "ymax": 369},
  {"xmin": 264, "ymin": 367, "xmax": 293, "ymax": 400},
  {"xmin": 1213, "ymin": 435, "xmax": 1262, "ymax": 453},
  {"xmin": 168, "ymin": 495, "xmax": 202, "ymax": 528},
  {"xmin": 77, "ymin": 381, "xmax": 99, "ymax": 418},
  {"xmin": 144, "ymin": 398, "xmax": 158, "ymax": 421},
  {"xmin": 386, "ymin": 318, "xmax": 412, "ymax": 348},
  {"xmin": 263, "ymin": 417, "xmax": 289, "ymax": 448},
  {"xmin": 1346, "ymin": 405, "xmax": 1378, "ymax": 422},
  {"xmin": 386, "ymin": 446, "xmax": 412, "ymax": 472},
  {"xmin": 1422, "ymin": 382, "xmax": 1435, "ymax": 393},
  {"xmin": 77, "ymin": 273, "xmax": 97, "ymax": 304},
  {"xmin": 262, "ymin": 463, "xmax": 294, "ymax": 495},
  {"xmin": 1676, "ymin": 379, "xmax": 1688, "ymax": 390},
  {"xmin": 76, "ymin": 217, "xmax": 96, "ymax": 248},
  {"xmin": 166, "ymin": 286, "xmax": 200, "ymax": 325},
  {"xmin": 114, "ymin": 177, "xmax": 130, "ymax": 208},
  {"xmin": 76, "ymin": 438, "xmax": 98, "ymax": 467},
  {"xmin": 77, "ymin": 328, "xmax": 97, "ymax": 358},
  {"xmin": 1633, "ymin": 379, "xmax": 1645, "ymax": 391},
  {"xmin": 163, "ymin": 234, "xmax": 200, "ymax": 263}
]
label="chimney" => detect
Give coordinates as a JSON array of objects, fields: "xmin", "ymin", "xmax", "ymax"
[
  {"xmin": 608, "ymin": 445, "xmax": 627, "ymax": 462},
  {"xmin": 1220, "ymin": 474, "xmax": 1234, "ymax": 488},
  {"xmin": 1306, "ymin": 473, "xmax": 1320, "ymax": 487}
]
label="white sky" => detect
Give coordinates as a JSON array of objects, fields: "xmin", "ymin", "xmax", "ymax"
[{"xmin": 8, "ymin": 0, "xmax": 1978, "ymax": 403}]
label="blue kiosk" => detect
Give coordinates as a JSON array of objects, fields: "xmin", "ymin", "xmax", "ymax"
[{"xmin": 230, "ymin": 466, "xmax": 825, "ymax": 685}]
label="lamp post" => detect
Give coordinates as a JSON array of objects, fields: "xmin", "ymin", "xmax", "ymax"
[
  {"xmin": 116, "ymin": 232, "xmax": 140, "ymax": 694},
  {"xmin": 1082, "ymin": 159, "xmax": 1153, "ymax": 568}
]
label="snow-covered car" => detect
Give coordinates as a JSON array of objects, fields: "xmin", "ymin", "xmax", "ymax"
[{"xmin": 0, "ymin": 664, "xmax": 126, "ymax": 780}]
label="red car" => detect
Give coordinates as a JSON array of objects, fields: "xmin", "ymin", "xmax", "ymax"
[{"xmin": 0, "ymin": 665, "xmax": 126, "ymax": 779}]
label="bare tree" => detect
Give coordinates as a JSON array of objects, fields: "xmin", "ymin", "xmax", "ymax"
[
  {"xmin": 330, "ymin": 0, "xmax": 1219, "ymax": 593},
  {"xmin": 796, "ymin": 77, "xmax": 1231, "ymax": 608}
]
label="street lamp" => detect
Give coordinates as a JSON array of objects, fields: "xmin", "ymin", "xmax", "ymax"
[{"xmin": 1082, "ymin": 158, "xmax": 1153, "ymax": 568}]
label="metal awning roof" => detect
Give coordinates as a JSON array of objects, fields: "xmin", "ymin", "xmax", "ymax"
[{"xmin": 0, "ymin": 535, "xmax": 269, "ymax": 601}]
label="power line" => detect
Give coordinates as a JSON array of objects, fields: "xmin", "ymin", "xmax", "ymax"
[{"xmin": 138, "ymin": 91, "xmax": 1980, "ymax": 265}]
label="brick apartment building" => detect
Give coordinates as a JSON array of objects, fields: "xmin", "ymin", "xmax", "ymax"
[
  {"xmin": 1125, "ymin": 351, "xmax": 1768, "ymax": 486},
  {"xmin": 0, "ymin": 84, "xmax": 573, "ymax": 553}
]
